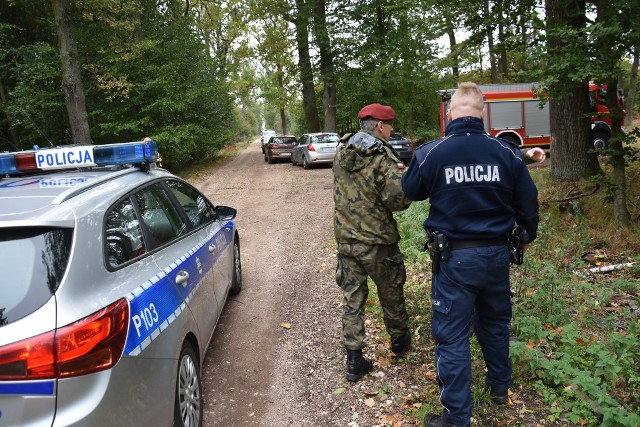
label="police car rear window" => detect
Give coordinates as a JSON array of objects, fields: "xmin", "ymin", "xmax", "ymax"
[{"xmin": 0, "ymin": 228, "xmax": 72, "ymax": 326}]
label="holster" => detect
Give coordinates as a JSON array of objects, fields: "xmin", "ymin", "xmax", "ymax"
[
  {"xmin": 508, "ymin": 226, "xmax": 529, "ymax": 265},
  {"xmin": 425, "ymin": 231, "xmax": 448, "ymax": 274}
]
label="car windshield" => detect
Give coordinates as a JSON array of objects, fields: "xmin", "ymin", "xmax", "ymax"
[
  {"xmin": 0, "ymin": 227, "xmax": 73, "ymax": 326},
  {"xmin": 272, "ymin": 137, "xmax": 296, "ymax": 144},
  {"xmin": 313, "ymin": 135, "xmax": 339, "ymax": 144}
]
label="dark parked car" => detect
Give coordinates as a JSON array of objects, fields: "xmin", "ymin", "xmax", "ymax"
[
  {"xmin": 265, "ymin": 135, "xmax": 297, "ymax": 163},
  {"xmin": 388, "ymin": 131, "xmax": 414, "ymax": 165}
]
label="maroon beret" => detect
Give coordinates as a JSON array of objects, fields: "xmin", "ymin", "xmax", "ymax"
[{"xmin": 357, "ymin": 103, "xmax": 395, "ymax": 121}]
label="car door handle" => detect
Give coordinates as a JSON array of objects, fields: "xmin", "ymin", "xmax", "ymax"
[
  {"xmin": 175, "ymin": 270, "xmax": 189, "ymax": 287},
  {"xmin": 209, "ymin": 244, "xmax": 216, "ymax": 253}
]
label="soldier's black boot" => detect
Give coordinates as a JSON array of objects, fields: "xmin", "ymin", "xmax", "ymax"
[
  {"xmin": 391, "ymin": 331, "xmax": 412, "ymax": 358},
  {"xmin": 345, "ymin": 349, "xmax": 373, "ymax": 382}
]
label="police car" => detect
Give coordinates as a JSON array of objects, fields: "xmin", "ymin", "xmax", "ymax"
[{"xmin": 0, "ymin": 141, "xmax": 241, "ymax": 427}]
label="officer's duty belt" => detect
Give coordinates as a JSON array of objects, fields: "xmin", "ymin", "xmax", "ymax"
[{"xmin": 448, "ymin": 236, "xmax": 508, "ymax": 251}]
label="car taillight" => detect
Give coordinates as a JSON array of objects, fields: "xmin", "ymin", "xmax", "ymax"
[
  {"xmin": 0, "ymin": 299, "xmax": 129, "ymax": 380},
  {"xmin": 307, "ymin": 144, "xmax": 315, "ymax": 152}
]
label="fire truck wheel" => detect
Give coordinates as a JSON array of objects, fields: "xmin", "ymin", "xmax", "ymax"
[
  {"xmin": 500, "ymin": 134, "xmax": 520, "ymax": 146},
  {"xmin": 592, "ymin": 132, "xmax": 609, "ymax": 150}
]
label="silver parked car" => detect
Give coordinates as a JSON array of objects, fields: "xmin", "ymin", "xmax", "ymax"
[
  {"xmin": 291, "ymin": 132, "xmax": 340, "ymax": 169},
  {"xmin": 0, "ymin": 140, "xmax": 241, "ymax": 427}
]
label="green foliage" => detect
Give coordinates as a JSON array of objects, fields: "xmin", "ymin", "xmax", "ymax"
[{"xmin": 0, "ymin": 0, "xmax": 250, "ymax": 168}]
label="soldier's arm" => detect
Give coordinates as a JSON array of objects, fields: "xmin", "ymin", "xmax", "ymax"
[{"xmin": 379, "ymin": 151, "xmax": 412, "ymax": 212}]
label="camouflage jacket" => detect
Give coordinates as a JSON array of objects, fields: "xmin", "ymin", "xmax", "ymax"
[{"xmin": 333, "ymin": 131, "xmax": 412, "ymax": 248}]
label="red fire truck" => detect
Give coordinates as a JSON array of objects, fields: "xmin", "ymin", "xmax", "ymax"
[{"xmin": 437, "ymin": 82, "xmax": 624, "ymax": 149}]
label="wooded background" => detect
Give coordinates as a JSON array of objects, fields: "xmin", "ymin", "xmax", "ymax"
[{"xmin": 1, "ymin": 0, "xmax": 639, "ymax": 222}]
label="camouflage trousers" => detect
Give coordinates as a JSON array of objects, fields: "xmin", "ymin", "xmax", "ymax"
[{"xmin": 336, "ymin": 242, "xmax": 409, "ymax": 350}]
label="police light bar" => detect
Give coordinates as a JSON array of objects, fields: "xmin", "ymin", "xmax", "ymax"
[{"xmin": 0, "ymin": 140, "xmax": 158, "ymax": 176}]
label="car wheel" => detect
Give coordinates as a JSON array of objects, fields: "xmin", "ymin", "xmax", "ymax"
[
  {"xmin": 174, "ymin": 342, "xmax": 202, "ymax": 427},
  {"xmin": 229, "ymin": 236, "xmax": 242, "ymax": 295},
  {"xmin": 267, "ymin": 155, "xmax": 274, "ymax": 164},
  {"xmin": 264, "ymin": 153, "xmax": 268, "ymax": 162},
  {"xmin": 303, "ymin": 156, "xmax": 311, "ymax": 170},
  {"xmin": 291, "ymin": 156, "xmax": 297, "ymax": 166},
  {"xmin": 593, "ymin": 131, "xmax": 609, "ymax": 149}
]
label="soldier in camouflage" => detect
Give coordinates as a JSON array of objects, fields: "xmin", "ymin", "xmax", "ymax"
[{"xmin": 333, "ymin": 103, "xmax": 413, "ymax": 382}]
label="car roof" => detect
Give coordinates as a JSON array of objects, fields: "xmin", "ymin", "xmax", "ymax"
[
  {"xmin": 0, "ymin": 167, "xmax": 174, "ymax": 225},
  {"xmin": 302, "ymin": 132, "xmax": 339, "ymax": 136},
  {"xmin": 0, "ymin": 140, "xmax": 169, "ymax": 226}
]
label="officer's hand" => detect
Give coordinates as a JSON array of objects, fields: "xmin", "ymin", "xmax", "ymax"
[{"xmin": 526, "ymin": 147, "xmax": 546, "ymax": 163}]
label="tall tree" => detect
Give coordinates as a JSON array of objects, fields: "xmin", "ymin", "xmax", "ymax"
[
  {"xmin": 287, "ymin": 0, "xmax": 320, "ymax": 132},
  {"xmin": 544, "ymin": 0, "xmax": 600, "ymax": 179},
  {"xmin": 51, "ymin": 0, "xmax": 91, "ymax": 144},
  {"xmin": 623, "ymin": 46, "xmax": 638, "ymax": 126},
  {"xmin": 590, "ymin": 0, "xmax": 639, "ymax": 225},
  {"xmin": 311, "ymin": 0, "xmax": 336, "ymax": 132}
]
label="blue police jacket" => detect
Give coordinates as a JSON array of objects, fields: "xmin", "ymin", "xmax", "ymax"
[{"xmin": 401, "ymin": 116, "xmax": 539, "ymax": 242}]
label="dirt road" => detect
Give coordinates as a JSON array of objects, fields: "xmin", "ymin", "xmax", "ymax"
[{"xmin": 195, "ymin": 139, "xmax": 370, "ymax": 426}]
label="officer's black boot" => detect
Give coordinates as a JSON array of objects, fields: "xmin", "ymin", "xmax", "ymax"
[
  {"xmin": 423, "ymin": 414, "xmax": 470, "ymax": 427},
  {"xmin": 391, "ymin": 331, "xmax": 412, "ymax": 358},
  {"xmin": 345, "ymin": 349, "xmax": 373, "ymax": 382}
]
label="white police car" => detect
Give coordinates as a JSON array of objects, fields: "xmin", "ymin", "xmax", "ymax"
[{"xmin": 0, "ymin": 141, "xmax": 241, "ymax": 427}]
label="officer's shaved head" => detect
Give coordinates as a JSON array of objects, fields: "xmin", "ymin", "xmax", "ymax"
[{"xmin": 449, "ymin": 82, "xmax": 485, "ymax": 120}]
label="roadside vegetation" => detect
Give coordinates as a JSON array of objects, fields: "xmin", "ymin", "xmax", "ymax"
[{"xmin": 361, "ymin": 148, "xmax": 640, "ymax": 426}]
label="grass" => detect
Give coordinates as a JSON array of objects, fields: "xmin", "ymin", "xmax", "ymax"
[{"xmin": 363, "ymin": 154, "xmax": 640, "ymax": 426}]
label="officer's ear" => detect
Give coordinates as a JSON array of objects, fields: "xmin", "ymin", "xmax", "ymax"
[{"xmin": 480, "ymin": 107, "xmax": 485, "ymax": 120}]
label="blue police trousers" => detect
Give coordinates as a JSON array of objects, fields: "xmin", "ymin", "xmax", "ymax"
[{"xmin": 431, "ymin": 244, "xmax": 511, "ymax": 426}]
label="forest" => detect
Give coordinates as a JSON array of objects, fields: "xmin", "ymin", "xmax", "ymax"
[
  {"xmin": 2, "ymin": 2, "xmax": 640, "ymax": 425},
  {"xmin": 1, "ymin": 0, "xmax": 639, "ymax": 223}
]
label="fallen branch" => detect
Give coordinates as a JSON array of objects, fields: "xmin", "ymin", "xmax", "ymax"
[
  {"xmin": 543, "ymin": 183, "xmax": 601, "ymax": 204},
  {"xmin": 574, "ymin": 262, "xmax": 637, "ymax": 277}
]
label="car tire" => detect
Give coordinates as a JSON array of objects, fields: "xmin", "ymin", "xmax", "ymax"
[
  {"xmin": 229, "ymin": 236, "xmax": 242, "ymax": 295},
  {"xmin": 174, "ymin": 342, "xmax": 202, "ymax": 427},
  {"xmin": 593, "ymin": 131, "xmax": 609, "ymax": 149},
  {"xmin": 303, "ymin": 156, "xmax": 311, "ymax": 170},
  {"xmin": 264, "ymin": 153, "xmax": 268, "ymax": 162},
  {"xmin": 267, "ymin": 155, "xmax": 274, "ymax": 164},
  {"xmin": 291, "ymin": 156, "xmax": 297, "ymax": 166}
]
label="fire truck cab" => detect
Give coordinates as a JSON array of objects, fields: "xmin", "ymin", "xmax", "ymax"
[{"xmin": 437, "ymin": 82, "xmax": 623, "ymax": 149}]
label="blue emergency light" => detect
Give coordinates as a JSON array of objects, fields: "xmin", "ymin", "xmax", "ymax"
[{"xmin": 0, "ymin": 140, "xmax": 159, "ymax": 176}]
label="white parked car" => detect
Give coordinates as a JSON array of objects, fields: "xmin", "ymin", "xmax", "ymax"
[{"xmin": 291, "ymin": 132, "xmax": 340, "ymax": 169}]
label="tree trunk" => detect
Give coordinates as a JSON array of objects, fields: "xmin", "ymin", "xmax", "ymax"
[
  {"xmin": 546, "ymin": 0, "xmax": 599, "ymax": 179},
  {"xmin": 277, "ymin": 71, "xmax": 288, "ymax": 135},
  {"xmin": 497, "ymin": 0, "xmax": 508, "ymax": 79},
  {"xmin": 447, "ymin": 28, "xmax": 459, "ymax": 80},
  {"xmin": 606, "ymin": 77, "xmax": 631, "ymax": 224},
  {"xmin": 293, "ymin": 0, "xmax": 320, "ymax": 133},
  {"xmin": 375, "ymin": 3, "xmax": 391, "ymax": 99},
  {"xmin": 312, "ymin": 0, "xmax": 336, "ymax": 132},
  {"xmin": 0, "ymin": 80, "xmax": 20, "ymax": 148},
  {"xmin": 51, "ymin": 0, "xmax": 91, "ymax": 145},
  {"xmin": 624, "ymin": 45, "xmax": 638, "ymax": 126},
  {"xmin": 484, "ymin": 0, "xmax": 498, "ymax": 83}
]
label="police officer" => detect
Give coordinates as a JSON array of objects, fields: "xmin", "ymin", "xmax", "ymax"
[
  {"xmin": 334, "ymin": 103, "xmax": 412, "ymax": 382},
  {"xmin": 401, "ymin": 82, "xmax": 539, "ymax": 427}
]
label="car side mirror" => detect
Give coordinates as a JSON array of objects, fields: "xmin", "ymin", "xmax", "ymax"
[{"xmin": 214, "ymin": 205, "xmax": 237, "ymax": 221}]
